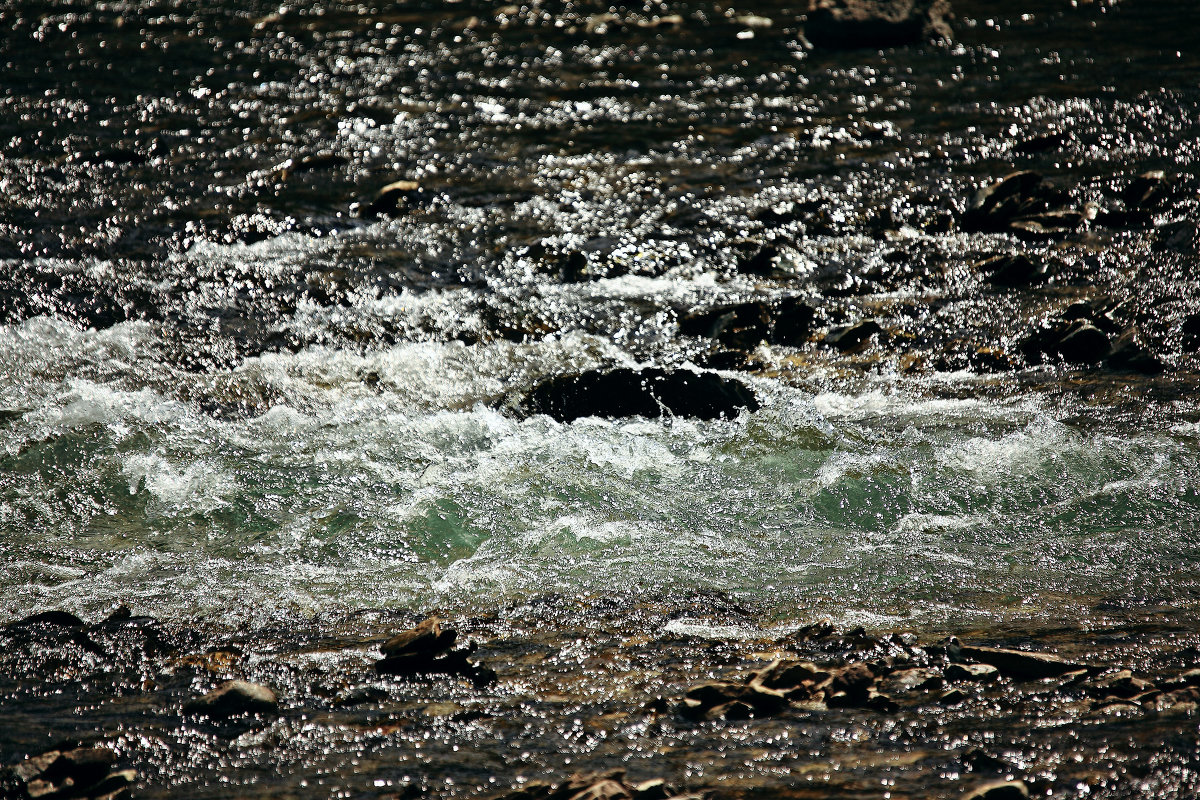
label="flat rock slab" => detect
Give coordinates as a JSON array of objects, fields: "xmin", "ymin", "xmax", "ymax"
[
  {"xmin": 959, "ymin": 645, "xmax": 1086, "ymax": 680},
  {"xmin": 522, "ymin": 368, "xmax": 760, "ymax": 422}
]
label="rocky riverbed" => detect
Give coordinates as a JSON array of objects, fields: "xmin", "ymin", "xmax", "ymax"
[
  {"xmin": 4, "ymin": 598, "xmax": 1200, "ymax": 799},
  {"xmin": 3, "ymin": 0, "xmax": 1200, "ymax": 796}
]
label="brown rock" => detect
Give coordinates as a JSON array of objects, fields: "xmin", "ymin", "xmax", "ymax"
[{"xmin": 381, "ymin": 616, "xmax": 457, "ymax": 658}]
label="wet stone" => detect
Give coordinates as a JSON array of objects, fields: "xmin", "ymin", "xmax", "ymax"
[
  {"xmin": 803, "ymin": 0, "xmax": 953, "ymax": 49},
  {"xmin": 4, "ymin": 747, "xmax": 133, "ymax": 800},
  {"xmin": 1122, "ymin": 170, "xmax": 1171, "ymax": 210},
  {"xmin": 736, "ymin": 245, "xmax": 782, "ymax": 276},
  {"xmin": 957, "ymin": 644, "xmax": 1087, "ymax": 680},
  {"xmin": 825, "ymin": 319, "xmax": 885, "ymax": 352},
  {"xmin": 356, "ymin": 180, "xmax": 425, "ymax": 217},
  {"xmin": 962, "ymin": 171, "xmax": 1079, "ymax": 236},
  {"xmin": 975, "ymin": 254, "xmax": 1046, "ymax": 288},
  {"xmin": 961, "ymin": 779, "xmax": 1029, "ymax": 800},
  {"xmin": 521, "ymin": 368, "xmax": 760, "ymax": 422},
  {"xmin": 1082, "ymin": 669, "xmax": 1154, "ymax": 699},
  {"xmin": 374, "ymin": 616, "xmax": 495, "ymax": 687},
  {"xmin": 184, "ymin": 680, "xmax": 279, "ymax": 717},
  {"xmin": 945, "ymin": 663, "xmax": 1000, "ymax": 682}
]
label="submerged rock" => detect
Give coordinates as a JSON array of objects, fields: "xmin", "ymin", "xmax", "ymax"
[
  {"xmin": 824, "ymin": 319, "xmax": 885, "ymax": 352},
  {"xmin": 4, "ymin": 746, "xmax": 135, "ymax": 800},
  {"xmin": 679, "ymin": 301, "xmax": 773, "ymax": 350},
  {"xmin": 184, "ymin": 680, "xmax": 279, "ymax": 717},
  {"xmin": 522, "ymin": 368, "xmax": 760, "ymax": 422},
  {"xmin": 679, "ymin": 297, "xmax": 815, "ymax": 350},
  {"xmin": 975, "ymin": 254, "xmax": 1046, "ymax": 288},
  {"xmin": 803, "ymin": 0, "xmax": 952, "ymax": 49},
  {"xmin": 355, "ymin": 179, "xmax": 425, "ymax": 217}
]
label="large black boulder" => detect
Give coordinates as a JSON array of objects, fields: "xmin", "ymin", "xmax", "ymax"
[{"xmin": 523, "ymin": 368, "xmax": 760, "ymax": 422}]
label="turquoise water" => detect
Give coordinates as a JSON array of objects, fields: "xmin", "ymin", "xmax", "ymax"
[{"xmin": 5, "ymin": 313, "xmax": 1200, "ymax": 630}]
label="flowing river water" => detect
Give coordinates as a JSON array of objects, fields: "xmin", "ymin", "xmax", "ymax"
[{"xmin": 3, "ymin": 0, "xmax": 1200, "ymax": 798}]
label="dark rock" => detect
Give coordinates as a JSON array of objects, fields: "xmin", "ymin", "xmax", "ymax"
[
  {"xmin": 288, "ymin": 152, "xmax": 350, "ymax": 174},
  {"xmin": 962, "ymin": 171, "xmax": 1082, "ymax": 236},
  {"xmin": 522, "ymin": 368, "xmax": 760, "ymax": 422},
  {"xmin": 825, "ymin": 320, "xmax": 884, "ymax": 352},
  {"xmin": 938, "ymin": 687, "xmax": 968, "ymax": 705},
  {"xmin": 962, "ymin": 747, "xmax": 1012, "ymax": 774},
  {"xmin": 374, "ymin": 617, "xmax": 494, "ymax": 687},
  {"xmin": 679, "ymin": 302, "xmax": 773, "ymax": 349},
  {"xmin": 1021, "ymin": 320, "xmax": 1110, "ymax": 366},
  {"xmin": 1081, "ymin": 669, "xmax": 1154, "ymax": 699},
  {"xmin": 559, "ymin": 251, "xmax": 590, "ymax": 283},
  {"xmin": 957, "ymin": 644, "xmax": 1086, "ymax": 680},
  {"xmin": 184, "ymin": 680, "xmax": 279, "ymax": 717},
  {"xmin": 803, "ymin": 0, "xmax": 952, "ymax": 49},
  {"xmin": 963, "ymin": 171, "xmax": 1043, "ymax": 232},
  {"xmin": 975, "ymin": 254, "xmax": 1046, "ymax": 288},
  {"xmin": 356, "ymin": 179, "xmax": 425, "ymax": 217},
  {"xmin": 750, "ymin": 659, "xmax": 829, "ymax": 695},
  {"xmin": 1161, "ymin": 667, "xmax": 1200, "ymax": 690},
  {"xmin": 831, "ymin": 662, "xmax": 875, "ymax": 700},
  {"xmin": 680, "ymin": 678, "xmax": 789, "ymax": 720},
  {"xmin": 1181, "ymin": 312, "xmax": 1200, "ymax": 352},
  {"xmin": 1122, "ymin": 170, "xmax": 1170, "ymax": 210},
  {"xmin": 680, "ymin": 298, "xmax": 815, "ymax": 349},
  {"xmin": 736, "ymin": 245, "xmax": 782, "ymax": 276},
  {"xmin": 961, "ymin": 779, "xmax": 1029, "ymax": 800},
  {"xmin": 1010, "ymin": 209, "xmax": 1084, "ymax": 236},
  {"xmin": 6, "ymin": 747, "xmax": 132, "ymax": 800},
  {"xmin": 1013, "ymin": 131, "xmax": 1068, "ymax": 154},
  {"xmin": 1056, "ymin": 321, "xmax": 1111, "ymax": 364},
  {"xmin": 7, "ymin": 610, "xmax": 86, "ymax": 628},
  {"xmin": 771, "ymin": 297, "xmax": 817, "ymax": 345},
  {"xmin": 882, "ymin": 667, "xmax": 943, "ymax": 693},
  {"xmin": 1106, "ymin": 328, "xmax": 1165, "ymax": 374}
]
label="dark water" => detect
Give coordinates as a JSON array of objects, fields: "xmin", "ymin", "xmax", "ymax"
[{"xmin": 3, "ymin": 0, "xmax": 1200, "ymax": 797}]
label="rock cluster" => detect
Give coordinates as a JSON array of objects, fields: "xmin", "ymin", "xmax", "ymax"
[
  {"xmin": 681, "ymin": 658, "xmax": 896, "ymax": 719},
  {"xmin": 1020, "ymin": 299, "xmax": 1164, "ymax": 373},
  {"xmin": 374, "ymin": 616, "xmax": 496, "ymax": 687},
  {"xmin": 489, "ymin": 770, "xmax": 701, "ymax": 800},
  {"xmin": 1, "ymin": 747, "xmax": 135, "ymax": 800},
  {"xmin": 522, "ymin": 368, "xmax": 760, "ymax": 422},
  {"xmin": 962, "ymin": 171, "xmax": 1083, "ymax": 236}
]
